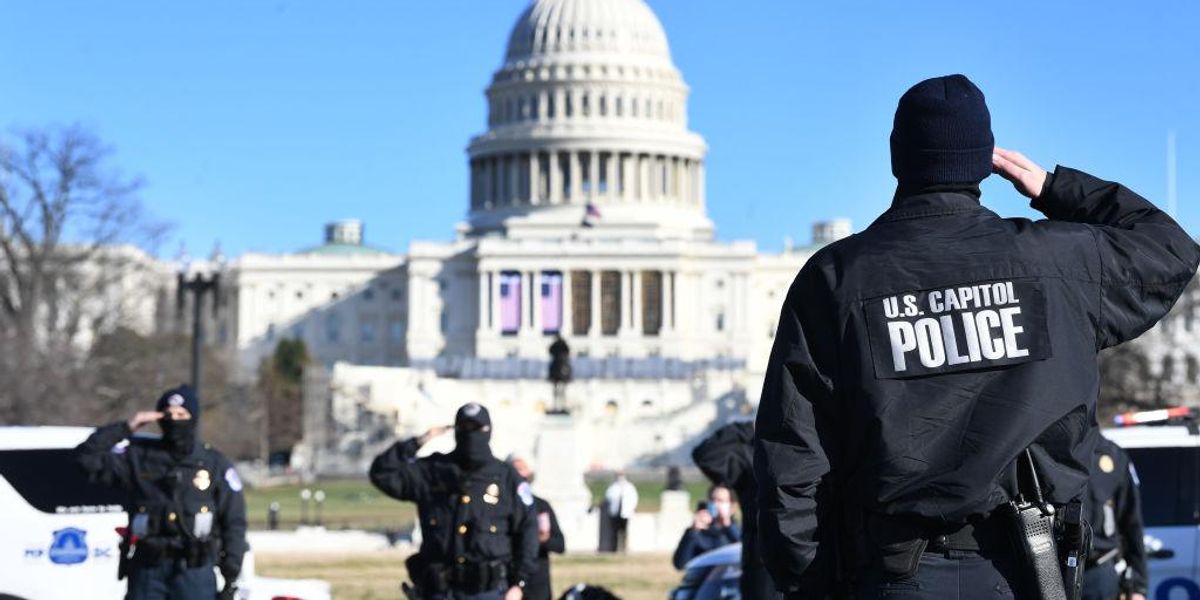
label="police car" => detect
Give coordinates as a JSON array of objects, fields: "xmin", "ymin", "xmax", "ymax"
[
  {"xmin": 0, "ymin": 426, "xmax": 330, "ymax": 600},
  {"xmin": 1105, "ymin": 408, "xmax": 1200, "ymax": 600},
  {"xmin": 668, "ymin": 543, "xmax": 741, "ymax": 600}
]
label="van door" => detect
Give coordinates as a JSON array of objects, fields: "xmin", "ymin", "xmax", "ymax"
[{"xmin": 1125, "ymin": 445, "xmax": 1200, "ymax": 598}]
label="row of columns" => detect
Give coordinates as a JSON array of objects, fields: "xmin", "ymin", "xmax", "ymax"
[
  {"xmin": 470, "ymin": 151, "xmax": 704, "ymax": 211},
  {"xmin": 489, "ymin": 87, "xmax": 683, "ymax": 126},
  {"xmin": 476, "ymin": 269, "xmax": 677, "ymax": 337}
]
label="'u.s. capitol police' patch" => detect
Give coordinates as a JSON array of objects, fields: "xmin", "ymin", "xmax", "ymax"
[{"xmin": 863, "ymin": 278, "xmax": 1051, "ymax": 379}]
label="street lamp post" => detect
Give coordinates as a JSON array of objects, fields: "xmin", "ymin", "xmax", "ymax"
[{"xmin": 176, "ymin": 252, "xmax": 223, "ymax": 396}]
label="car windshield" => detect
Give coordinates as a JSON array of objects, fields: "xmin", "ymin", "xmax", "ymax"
[
  {"xmin": 1126, "ymin": 446, "xmax": 1199, "ymax": 527},
  {"xmin": 0, "ymin": 448, "xmax": 128, "ymax": 514}
]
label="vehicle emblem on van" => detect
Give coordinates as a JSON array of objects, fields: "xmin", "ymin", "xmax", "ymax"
[{"xmin": 48, "ymin": 527, "xmax": 89, "ymax": 565}]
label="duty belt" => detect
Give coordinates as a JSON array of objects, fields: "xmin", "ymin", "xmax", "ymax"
[
  {"xmin": 869, "ymin": 511, "xmax": 1009, "ymax": 553},
  {"xmin": 447, "ymin": 560, "xmax": 509, "ymax": 594}
]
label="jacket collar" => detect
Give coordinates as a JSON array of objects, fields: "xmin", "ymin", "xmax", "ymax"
[{"xmin": 876, "ymin": 192, "xmax": 984, "ymax": 223}]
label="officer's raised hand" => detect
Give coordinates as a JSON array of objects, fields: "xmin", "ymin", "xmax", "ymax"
[
  {"xmin": 505, "ymin": 585, "xmax": 523, "ymax": 600},
  {"xmin": 992, "ymin": 147, "xmax": 1048, "ymax": 199},
  {"xmin": 127, "ymin": 410, "xmax": 164, "ymax": 431},
  {"xmin": 418, "ymin": 425, "xmax": 451, "ymax": 446}
]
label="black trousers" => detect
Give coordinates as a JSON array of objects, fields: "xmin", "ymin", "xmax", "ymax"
[
  {"xmin": 1081, "ymin": 564, "xmax": 1121, "ymax": 600},
  {"xmin": 857, "ymin": 548, "xmax": 1026, "ymax": 600},
  {"xmin": 126, "ymin": 563, "xmax": 216, "ymax": 600}
]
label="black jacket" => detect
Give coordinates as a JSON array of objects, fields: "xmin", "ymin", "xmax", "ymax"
[
  {"xmin": 369, "ymin": 438, "xmax": 539, "ymax": 587},
  {"xmin": 526, "ymin": 495, "xmax": 565, "ymax": 600},
  {"xmin": 1085, "ymin": 436, "xmax": 1148, "ymax": 595},
  {"xmin": 754, "ymin": 166, "xmax": 1199, "ymax": 594},
  {"xmin": 76, "ymin": 422, "xmax": 248, "ymax": 578},
  {"xmin": 672, "ymin": 523, "xmax": 742, "ymax": 570}
]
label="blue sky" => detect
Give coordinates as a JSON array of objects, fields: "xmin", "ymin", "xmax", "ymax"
[{"xmin": 2, "ymin": 1, "xmax": 1197, "ymax": 257}]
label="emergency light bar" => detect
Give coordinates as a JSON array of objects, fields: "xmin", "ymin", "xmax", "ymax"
[{"xmin": 1113, "ymin": 406, "xmax": 1199, "ymax": 427}]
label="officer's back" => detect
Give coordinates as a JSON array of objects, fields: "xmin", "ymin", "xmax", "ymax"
[
  {"xmin": 370, "ymin": 403, "xmax": 537, "ymax": 600},
  {"xmin": 753, "ymin": 74, "xmax": 1200, "ymax": 598}
]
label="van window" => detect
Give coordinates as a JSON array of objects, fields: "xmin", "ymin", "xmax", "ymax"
[
  {"xmin": 0, "ymin": 449, "xmax": 128, "ymax": 514},
  {"xmin": 1126, "ymin": 446, "xmax": 1199, "ymax": 527}
]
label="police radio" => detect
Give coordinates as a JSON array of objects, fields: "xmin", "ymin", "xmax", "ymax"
[{"xmin": 1005, "ymin": 449, "xmax": 1073, "ymax": 600}]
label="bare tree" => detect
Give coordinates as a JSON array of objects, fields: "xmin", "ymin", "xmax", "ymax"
[{"xmin": 0, "ymin": 125, "xmax": 167, "ymax": 423}]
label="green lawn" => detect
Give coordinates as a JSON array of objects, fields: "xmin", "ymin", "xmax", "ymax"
[
  {"xmin": 245, "ymin": 477, "xmax": 713, "ymax": 531},
  {"xmin": 244, "ymin": 479, "xmax": 415, "ymax": 531},
  {"xmin": 256, "ymin": 550, "xmax": 681, "ymax": 600}
]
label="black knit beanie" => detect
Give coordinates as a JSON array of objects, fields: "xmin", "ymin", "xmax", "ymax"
[
  {"xmin": 155, "ymin": 384, "xmax": 200, "ymax": 419},
  {"xmin": 890, "ymin": 74, "xmax": 994, "ymax": 185}
]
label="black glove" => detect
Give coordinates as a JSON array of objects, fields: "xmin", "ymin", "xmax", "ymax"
[{"xmin": 218, "ymin": 569, "xmax": 239, "ymax": 600}]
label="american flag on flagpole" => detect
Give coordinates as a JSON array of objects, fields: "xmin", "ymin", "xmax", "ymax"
[{"xmin": 581, "ymin": 202, "xmax": 602, "ymax": 227}]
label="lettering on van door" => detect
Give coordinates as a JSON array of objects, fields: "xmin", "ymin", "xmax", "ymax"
[{"xmin": 864, "ymin": 279, "xmax": 1051, "ymax": 379}]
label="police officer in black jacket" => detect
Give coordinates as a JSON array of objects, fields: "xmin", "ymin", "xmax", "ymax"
[
  {"xmin": 692, "ymin": 421, "xmax": 777, "ymax": 599},
  {"xmin": 76, "ymin": 385, "xmax": 248, "ymax": 600},
  {"xmin": 754, "ymin": 74, "xmax": 1199, "ymax": 599},
  {"xmin": 370, "ymin": 403, "xmax": 538, "ymax": 600},
  {"xmin": 1083, "ymin": 437, "xmax": 1148, "ymax": 600}
]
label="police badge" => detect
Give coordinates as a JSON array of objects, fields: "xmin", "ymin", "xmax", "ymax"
[
  {"xmin": 193, "ymin": 469, "xmax": 211, "ymax": 491},
  {"xmin": 484, "ymin": 482, "xmax": 500, "ymax": 504}
]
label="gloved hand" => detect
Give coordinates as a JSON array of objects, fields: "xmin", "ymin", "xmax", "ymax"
[
  {"xmin": 217, "ymin": 580, "xmax": 238, "ymax": 600},
  {"xmin": 217, "ymin": 568, "xmax": 240, "ymax": 600}
]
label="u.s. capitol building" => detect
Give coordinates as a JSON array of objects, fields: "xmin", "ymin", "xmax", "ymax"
[{"xmin": 212, "ymin": 0, "xmax": 850, "ymax": 473}]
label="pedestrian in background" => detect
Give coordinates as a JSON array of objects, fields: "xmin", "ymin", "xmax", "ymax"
[
  {"xmin": 672, "ymin": 485, "xmax": 741, "ymax": 570},
  {"xmin": 602, "ymin": 473, "xmax": 638, "ymax": 552},
  {"xmin": 510, "ymin": 455, "xmax": 565, "ymax": 600}
]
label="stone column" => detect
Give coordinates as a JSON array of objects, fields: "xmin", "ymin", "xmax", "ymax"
[
  {"xmin": 491, "ymin": 270, "xmax": 502, "ymax": 333},
  {"xmin": 538, "ymin": 90, "xmax": 548, "ymax": 120},
  {"xmin": 549, "ymin": 151, "xmax": 563, "ymax": 205},
  {"xmin": 697, "ymin": 162, "xmax": 706, "ymax": 209},
  {"xmin": 662, "ymin": 270, "xmax": 674, "ymax": 333},
  {"xmin": 478, "ymin": 271, "xmax": 489, "ymax": 331},
  {"xmin": 519, "ymin": 271, "xmax": 531, "ymax": 334},
  {"xmin": 531, "ymin": 270, "xmax": 542, "ymax": 334},
  {"xmin": 528, "ymin": 153, "xmax": 540, "ymax": 205},
  {"xmin": 620, "ymin": 270, "xmax": 632, "ymax": 333},
  {"xmin": 561, "ymin": 270, "xmax": 573, "ymax": 336}
]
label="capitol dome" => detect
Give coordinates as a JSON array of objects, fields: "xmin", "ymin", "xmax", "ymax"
[
  {"xmin": 466, "ymin": 0, "xmax": 712, "ymax": 241},
  {"xmin": 504, "ymin": 0, "xmax": 673, "ymax": 67}
]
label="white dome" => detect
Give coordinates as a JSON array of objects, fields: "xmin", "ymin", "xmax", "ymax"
[
  {"xmin": 504, "ymin": 0, "xmax": 672, "ymax": 65},
  {"xmin": 466, "ymin": 0, "xmax": 711, "ymax": 242}
]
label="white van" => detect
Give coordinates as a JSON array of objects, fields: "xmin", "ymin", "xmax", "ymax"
[
  {"xmin": 1104, "ymin": 423, "xmax": 1200, "ymax": 599},
  {"xmin": 0, "ymin": 426, "xmax": 330, "ymax": 600}
]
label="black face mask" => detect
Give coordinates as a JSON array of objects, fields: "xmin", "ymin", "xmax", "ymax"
[
  {"xmin": 453, "ymin": 429, "xmax": 493, "ymax": 470},
  {"xmin": 160, "ymin": 418, "xmax": 197, "ymax": 457}
]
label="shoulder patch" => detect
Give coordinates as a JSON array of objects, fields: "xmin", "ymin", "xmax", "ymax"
[
  {"xmin": 224, "ymin": 467, "xmax": 243, "ymax": 492},
  {"xmin": 863, "ymin": 278, "xmax": 1051, "ymax": 379},
  {"xmin": 517, "ymin": 481, "xmax": 534, "ymax": 507}
]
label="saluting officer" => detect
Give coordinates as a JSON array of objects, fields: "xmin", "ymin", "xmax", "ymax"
[
  {"xmin": 370, "ymin": 402, "xmax": 538, "ymax": 600},
  {"xmin": 1082, "ymin": 437, "xmax": 1148, "ymax": 600},
  {"xmin": 754, "ymin": 74, "xmax": 1200, "ymax": 598},
  {"xmin": 76, "ymin": 385, "xmax": 248, "ymax": 600}
]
